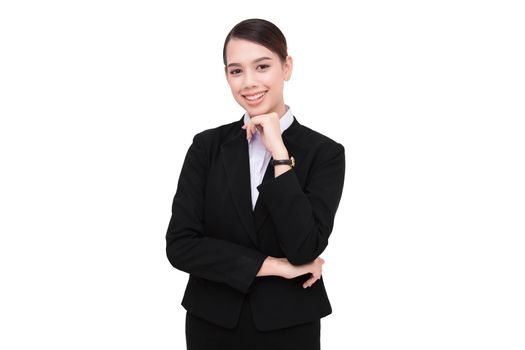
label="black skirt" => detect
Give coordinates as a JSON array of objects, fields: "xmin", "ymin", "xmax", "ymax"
[{"xmin": 185, "ymin": 295, "xmax": 321, "ymax": 350}]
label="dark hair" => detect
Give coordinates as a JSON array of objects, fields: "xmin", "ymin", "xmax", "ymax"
[{"xmin": 223, "ymin": 18, "xmax": 288, "ymax": 66}]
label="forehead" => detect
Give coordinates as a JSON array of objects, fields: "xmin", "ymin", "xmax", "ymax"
[{"xmin": 225, "ymin": 38, "xmax": 276, "ymax": 64}]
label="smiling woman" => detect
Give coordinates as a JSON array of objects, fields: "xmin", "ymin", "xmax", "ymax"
[
  {"xmin": 166, "ymin": 18, "xmax": 346, "ymax": 350},
  {"xmin": 223, "ymin": 21, "xmax": 291, "ymax": 119}
]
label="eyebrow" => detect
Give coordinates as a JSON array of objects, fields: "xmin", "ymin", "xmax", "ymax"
[{"xmin": 227, "ymin": 56, "xmax": 272, "ymax": 68}]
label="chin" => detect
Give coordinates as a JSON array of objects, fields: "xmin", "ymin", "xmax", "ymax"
[{"xmin": 245, "ymin": 104, "xmax": 270, "ymax": 115}]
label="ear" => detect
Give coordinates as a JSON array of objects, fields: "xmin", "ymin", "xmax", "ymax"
[{"xmin": 284, "ymin": 55, "xmax": 293, "ymax": 81}]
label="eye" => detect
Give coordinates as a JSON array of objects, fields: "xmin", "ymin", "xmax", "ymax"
[
  {"xmin": 230, "ymin": 69, "xmax": 241, "ymax": 75},
  {"xmin": 257, "ymin": 64, "xmax": 269, "ymax": 70}
]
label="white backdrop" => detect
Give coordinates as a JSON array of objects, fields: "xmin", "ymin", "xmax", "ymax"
[{"xmin": 1, "ymin": 1, "xmax": 524, "ymax": 349}]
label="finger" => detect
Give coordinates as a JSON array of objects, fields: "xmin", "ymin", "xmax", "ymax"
[
  {"xmin": 303, "ymin": 279, "xmax": 317, "ymax": 288},
  {"xmin": 249, "ymin": 115, "xmax": 261, "ymax": 124},
  {"xmin": 244, "ymin": 124, "xmax": 249, "ymax": 139},
  {"xmin": 252, "ymin": 113, "xmax": 273, "ymax": 122},
  {"xmin": 246, "ymin": 121, "xmax": 253, "ymax": 139},
  {"xmin": 303, "ymin": 275, "xmax": 320, "ymax": 288},
  {"xmin": 250, "ymin": 116, "xmax": 266, "ymax": 131}
]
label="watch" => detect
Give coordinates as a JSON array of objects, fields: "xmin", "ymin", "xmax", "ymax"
[{"xmin": 272, "ymin": 156, "xmax": 295, "ymax": 168}]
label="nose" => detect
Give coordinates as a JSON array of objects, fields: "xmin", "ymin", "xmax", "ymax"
[{"xmin": 242, "ymin": 69, "xmax": 258, "ymax": 89}]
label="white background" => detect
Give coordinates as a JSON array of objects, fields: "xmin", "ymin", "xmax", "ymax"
[{"xmin": 1, "ymin": 1, "xmax": 524, "ymax": 349}]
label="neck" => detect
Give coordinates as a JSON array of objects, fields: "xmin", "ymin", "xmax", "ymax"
[{"xmin": 271, "ymin": 103, "xmax": 287, "ymax": 119}]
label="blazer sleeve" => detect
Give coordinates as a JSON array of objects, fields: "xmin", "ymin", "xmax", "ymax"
[
  {"xmin": 165, "ymin": 132, "xmax": 268, "ymax": 294},
  {"xmin": 256, "ymin": 141, "xmax": 345, "ymax": 265}
]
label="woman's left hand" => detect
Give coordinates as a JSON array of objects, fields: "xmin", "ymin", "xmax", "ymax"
[
  {"xmin": 275, "ymin": 256, "xmax": 325, "ymax": 289},
  {"xmin": 242, "ymin": 112, "xmax": 287, "ymax": 156}
]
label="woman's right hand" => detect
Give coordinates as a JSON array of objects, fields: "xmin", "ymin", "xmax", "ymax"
[{"xmin": 277, "ymin": 257, "xmax": 325, "ymax": 289}]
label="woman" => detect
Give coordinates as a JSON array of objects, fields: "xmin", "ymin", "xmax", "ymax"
[{"xmin": 166, "ymin": 18, "xmax": 345, "ymax": 350}]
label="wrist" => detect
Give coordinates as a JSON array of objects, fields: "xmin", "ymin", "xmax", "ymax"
[
  {"xmin": 276, "ymin": 257, "xmax": 304, "ymax": 279},
  {"xmin": 272, "ymin": 257, "xmax": 287, "ymax": 277},
  {"xmin": 257, "ymin": 256, "xmax": 280, "ymax": 277},
  {"xmin": 271, "ymin": 145, "xmax": 289, "ymax": 159},
  {"xmin": 274, "ymin": 163, "xmax": 292, "ymax": 177}
]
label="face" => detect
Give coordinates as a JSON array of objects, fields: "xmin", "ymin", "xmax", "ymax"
[{"xmin": 224, "ymin": 38, "xmax": 292, "ymax": 118}]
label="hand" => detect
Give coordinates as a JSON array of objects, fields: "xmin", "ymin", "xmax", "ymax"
[
  {"xmin": 241, "ymin": 112, "xmax": 287, "ymax": 156},
  {"xmin": 301, "ymin": 257, "xmax": 325, "ymax": 289},
  {"xmin": 277, "ymin": 257, "xmax": 325, "ymax": 289}
]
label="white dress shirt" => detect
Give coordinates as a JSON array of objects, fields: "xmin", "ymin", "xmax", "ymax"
[{"xmin": 243, "ymin": 104, "xmax": 294, "ymax": 210}]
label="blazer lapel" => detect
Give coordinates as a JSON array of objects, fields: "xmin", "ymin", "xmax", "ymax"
[
  {"xmin": 221, "ymin": 114, "xmax": 302, "ymax": 247},
  {"xmin": 221, "ymin": 119, "xmax": 258, "ymax": 246},
  {"xmin": 252, "ymin": 158, "xmax": 274, "ymax": 231}
]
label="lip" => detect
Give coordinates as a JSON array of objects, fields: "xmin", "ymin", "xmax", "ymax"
[
  {"xmin": 242, "ymin": 90, "xmax": 267, "ymax": 106},
  {"xmin": 242, "ymin": 90, "xmax": 268, "ymax": 97}
]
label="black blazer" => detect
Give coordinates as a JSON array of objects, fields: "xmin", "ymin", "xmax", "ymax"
[{"xmin": 165, "ymin": 114, "xmax": 345, "ymax": 331}]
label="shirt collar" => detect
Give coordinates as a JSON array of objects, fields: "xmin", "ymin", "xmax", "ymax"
[{"xmin": 243, "ymin": 104, "xmax": 294, "ymax": 139}]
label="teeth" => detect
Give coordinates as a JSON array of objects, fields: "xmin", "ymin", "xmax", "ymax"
[{"xmin": 244, "ymin": 91, "xmax": 266, "ymax": 101}]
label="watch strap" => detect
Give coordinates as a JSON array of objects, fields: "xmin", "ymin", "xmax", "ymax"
[{"xmin": 272, "ymin": 156, "xmax": 295, "ymax": 168}]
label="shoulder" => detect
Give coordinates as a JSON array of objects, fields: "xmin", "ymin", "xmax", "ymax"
[
  {"xmin": 187, "ymin": 118, "xmax": 242, "ymax": 160},
  {"xmin": 300, "ymin": 123, "xmax": 344, "ymax": 149},
  {"xmin": 292, "ymin": 122, "xmax": 345, "ymax": 164},
  {"xmin": 190, "ymin": 118, "xmax": 240, "ymax": 142}
]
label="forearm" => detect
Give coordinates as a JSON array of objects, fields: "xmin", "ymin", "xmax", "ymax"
[
  {"xmin": 272, "ymin": 147, "xmax": 292, "ymax": 178},
  {"xmin": 166, "ymin": 230, "xmax": 267, "ymax": 293},
  {"xmin": 256, "ymin": 256, "xmax": 281, "ymax": 277},
  {"xmin": 256, "ymin": 256, "xmax": 308, "ymax": 278},
  {"xmin": 257, "ymin": 143, "xmax": 345, "ymax": 265}
]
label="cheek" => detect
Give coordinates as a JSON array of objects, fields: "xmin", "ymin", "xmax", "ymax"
[
  {"xmin": 228, "ymin": 82, "xmax": 240, "ymax": 95},
  {"xmin": 262, "ymin": 72, "xmax": 282, "ymax": 87}
]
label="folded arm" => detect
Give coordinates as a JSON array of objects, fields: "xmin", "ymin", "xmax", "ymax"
[
  {"xmin": 256, "ymin": 142, "xmax": 346, "ymax": 265},
  {"xmin": 165, "ymin": 132, "xmax": 268, "ymax": 294}
]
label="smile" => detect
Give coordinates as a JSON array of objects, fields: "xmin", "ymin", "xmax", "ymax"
[{"xmin": 243, "ymin": 91, "xmax": 267, "ymax": 102}]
